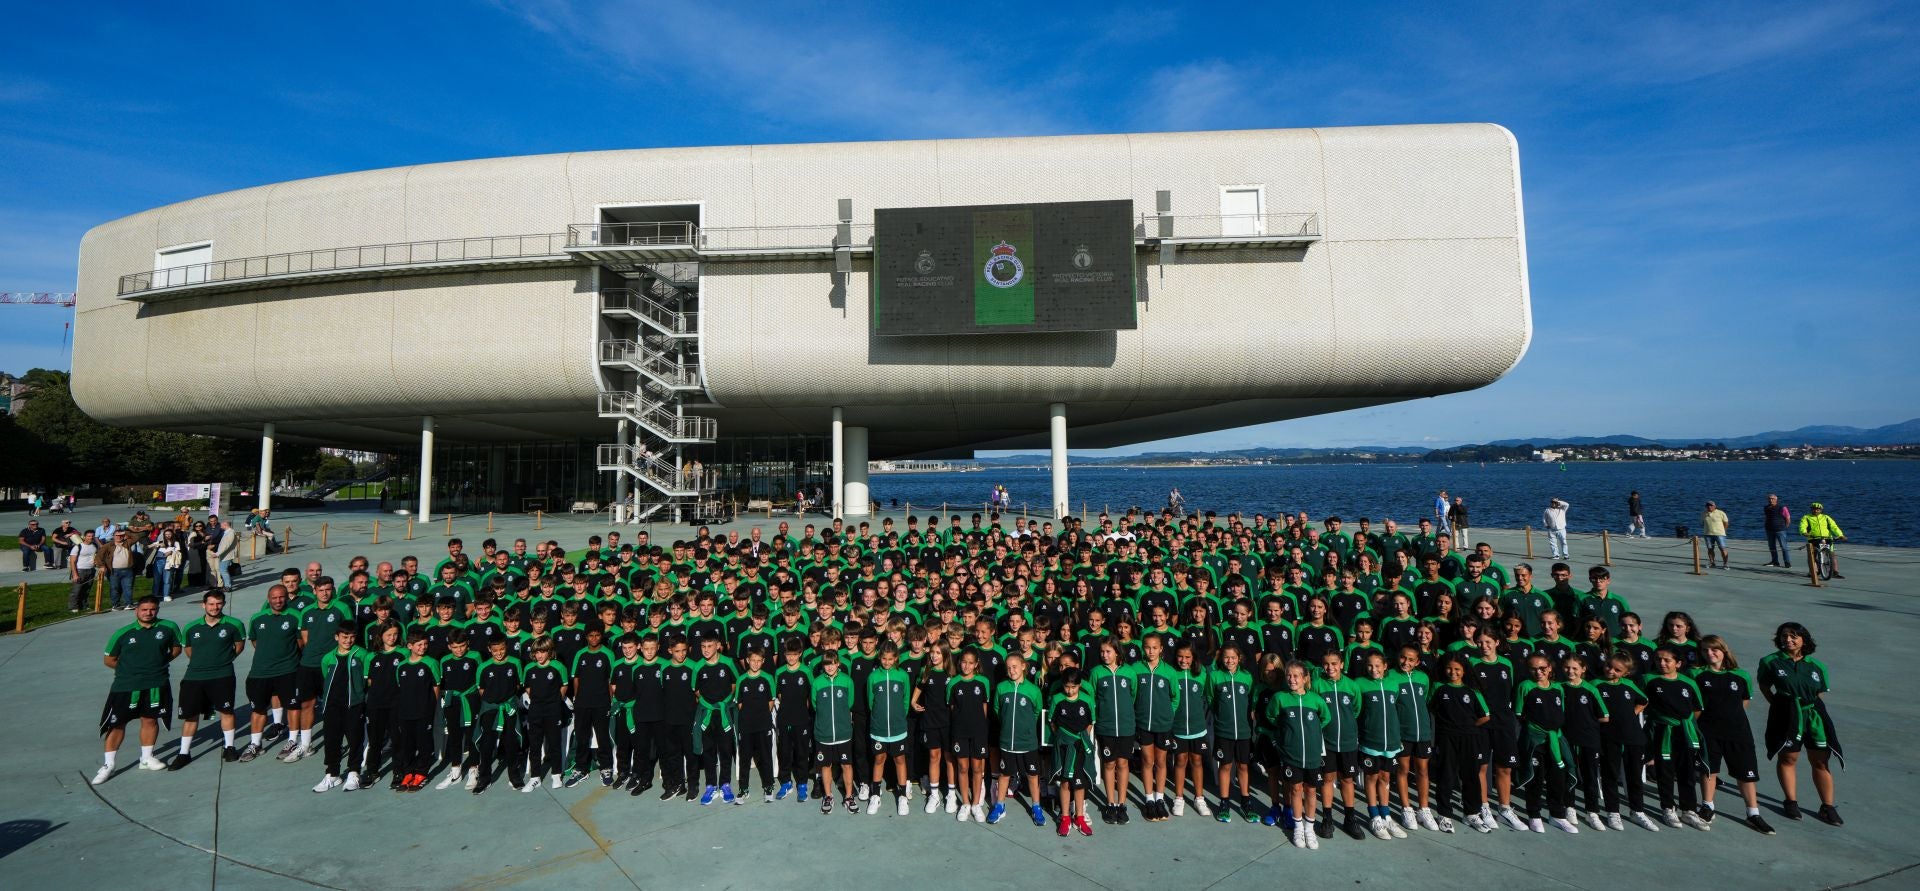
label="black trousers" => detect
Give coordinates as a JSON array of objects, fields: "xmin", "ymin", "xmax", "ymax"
[
  {"xmin": 527, "ymin": 710, "xmax": 567, "ymax": 777},
  {"xmin": 322, "ymin": 703, "xmax": 365, "ymax": 777},
  {"xmin": 701, "ymin": 722, "xmax": 735, "ymax": 787},
  {"xmin": 851, "ymin": 713, "xmax": 870, "ymax": 782},
  {"xmin": 1524, "ymin": 744, "xmax": 1572, "ymax": 818},
  {"xmin": 1600, "ymin": 741, "xmax": 1647, "ymax": 813},
  {"xmin": 396, "ymin": 716, "xmax": 435, "ymax": 774},
  {"xmin": 365, "ymin": 705, "xmax": 396, "ymax": 776},
  {"xmin": 1571, "ymin": 744, "xmax": 1604, "ymax": 812},
  {"xmin": 615, "ymin": 716, "xmax": 658, "ymax": 781},
  {"xmin": 1431, "ymin": 732, "xmax": 1484, "ymax": 818},
  {"xmin": 477, "ymin": 718, "xmax": 526, "ymax": 785},
  {"xmin": 573, "ymin": 706, "xmax": 611, "ymax": 772},
  {"xmin": 738, "ymin": 726, "xmax": 775, "ymax": 790},
  {"xmin": 1655, "ymin": 742, "xmax": 1700, "ymax": 811},
  {"xmin": 441, "ymin": 702, "xmax": 473, "ymax": 766},
  {"xmin": 660, "ymin": 722, "xmax": 690, "ymax": 788},
  {"xmin": 777, "ymin": 724, "xmax": 812, "ymax": 785}
]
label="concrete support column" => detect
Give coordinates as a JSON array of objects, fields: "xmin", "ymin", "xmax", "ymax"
[
  {"xmin": 614, "ymin": 420, "xmax": 632, "ymax": 523},
  {"xmin": 831, "ymin": 407, "xmax": 844, "ymax": 520},
  {"xmin": 1050, "ymin": 403, "xmax": 1068, "ymax": 519},
  {"xmin": 257, "ymin": 423, "xmax": 275, "ymax": 512},
  {"xmin": 845, "ymin": 426, "xmax": 870, "ymax": 517},
  {"xmin": 419, "ymin": 416, "xmax": 435, "ymax": 522}
]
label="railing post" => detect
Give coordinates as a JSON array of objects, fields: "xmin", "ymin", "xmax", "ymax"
[
  {"xmin": 321, "ymin": 523, "xmax": 328, "ymax": 549},
  {"xmin": 249, "ymin": 535, "xmax": 257, "ymax": 562},
  {"xmin": 1602, "ymin": 530, "xmax": 1611, "ymax": 566},
  {"xmin": 1524, "ymin": 526, "xmax": 1534, "ymax": 559},
  {"xmin": 372, "ymin": 519, "xmax": 380, "ymax": 545},
  {"xmin": 15, "ymin": 582, "xmax": 26, "ymax": 633},
  {"xmin": 536, "ymin": 510, "xmax": 544, "ymax": 531},
  {"xmin": 1691, "ymin": 537, "xmax": 1703, "ymax": 575},
  {"xmin": 406, "ymin": 517, "xmax": 415, "ymax": 541},
  {"xmin": 488, "ymin": 512, "xmax": 495, "ymax": 533},
  {"xmin": 94, "ymin": 573, "xmax": 104, "ymax": 613},
  {"xmin": 1807, "ymin": 543, "xmax": 1821, "ymax": 587}
]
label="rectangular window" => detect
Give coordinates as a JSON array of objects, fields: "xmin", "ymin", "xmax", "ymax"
[
  {"xmin": 154, "ymin": 242, "xmax": 212, "ymax": 287},
  {"xmin": 1220, "ymin": 187, "xmax": 1264, "ymax": 236}
]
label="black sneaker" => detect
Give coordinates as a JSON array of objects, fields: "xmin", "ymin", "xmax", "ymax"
[
  {"xmin": 1316, "ymin": 815, "xmax": 1336, "ymax": 839},
  {"xmin": 661, "ymin": 785, "xmax": 680, "ymax": 801},
  {"xmin": 1782, "ymin": 799, "xmax": 1802, "ymax": 820},
  {"xmin": 222, "ymin": 746, "xmax": 240, "ymax": 763},
  {"xmin": 846, "ymin": 795, "xmax": 858, "ymax": 813},
  {"xmin": 167, "ymin": 753, "xmax": 192, "ymax": 771},
  {"xmin": 1817, "ymin": 805, "xmax": 1844, "ymax": 826},
  {"xmin": 473, "ymin": 779, "xmax": 490, "ymax": 795},
  {"xmin": 562, "ymin": 769, "xmax": 586, "ymax": 787},
  {"xmin": 390, "ymin": 775, "xmax": 403, "ymax": 791},
  {"xmin": 1100, "ymin": 805, "xmax": 1116, "ymax": 824},
  {"xmin": 1746, "ymin": 814, "xmax": 1776, "ymax": 835},
  {"xmin": 264, "ymin": 722, "xmax": 288, "ymax": 744},
  {"xmin": 821, "ymin": 795, "xmax": 834, "ymax": 815},
  {"xmin": 600, "ymin": 769, "xmax": 615, "ymax": 787},
  {"xmin": 1697, "ymin": 805, "xmax": 1716, "ymax": 824},
  {"xmin": 685, "ymin": 785, "xmax": 699, "ymax": 802},
  {"xmin": 1115, "ymin": 804, "xmax": 1131, "ymax": 824},
  {"xmin": 1345, "ymin": 811, "xmax": 1368, "ymax": 839}
]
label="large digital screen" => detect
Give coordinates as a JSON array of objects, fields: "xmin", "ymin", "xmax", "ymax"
[{"xmin": 873, "ymin": 199, "xmax": 1136, "ymax": 336}]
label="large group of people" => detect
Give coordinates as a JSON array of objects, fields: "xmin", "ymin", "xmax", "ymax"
[{"xmin": 93, "ymin": 506, "xmax": 1844, "ymax": 847}]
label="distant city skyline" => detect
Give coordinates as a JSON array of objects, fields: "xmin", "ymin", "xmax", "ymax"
[{"xmin": 2, "ymin": 1, "xmax": 1914, "ymax": 449}]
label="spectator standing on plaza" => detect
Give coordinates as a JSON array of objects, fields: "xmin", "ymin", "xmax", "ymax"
[
  {"xmin": 67, "ymin": 530, "xmax": 99, "ymax": 613},
  {"xmin": 1434, "ymin": 490, "xmax": 1451, "ymax": 534},
  {"xmin": 210, "ymin": 521, "xmax": 239, "ymax": 590},
  {"xmin": 1699, "ymin": 502, "xmax": 1731, "ymax": 570},
  {"xmin": 102, "ymin": 529, "xmax": 138, "ymax": 610},
  {"xmin": 1448, "ymin": 497, "xmax": 1471, "ymax": 548},
  {"xmin": 1542, "ymin": 498, "xmax": 1571, "ymax": 560},
  {"xmin": 18, "ymin": 518, "xmax": 49, "ymax": 571},
  {"xmin": 1627, "ymin": 490, "xmax": 1648, "ymax": 538},
  {"xmin": 1762, "ymin": 495, "xmax": 1793, "ymax": 568}
]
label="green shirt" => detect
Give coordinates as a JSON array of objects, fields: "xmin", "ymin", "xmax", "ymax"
[
  {"xmin": 1207, "ymin": 667, "xmax": 1255, "ymax": 740},
  {"xmin": 992, "ymin": 679, "xmax": 1044, "ymax": 753},
  {"xmin": 181, "ymin": 615, "xmax": 246, "ymax": 681},
  {"xmin": 1312, "ymin": 674, "xmax": 1363, "ymax": 752},
  {"xmin": 866, "ymin": 666, "xmax": 913, "ymax": 742},
  {"xmin": 1757, "ymin": 651, "xmax": 1830, "ymax": 703},
  {"xmin": 1133, "ymin": 660, "xmax": 1182, "ymax": 733},
  {"xmin": 298, "ymin": 602, "xmax": 354, "ymax": 667},
  {"xmin": 248, "ymin": 610, "xmax": 303, "ymax": 678},
  {"xmin": 1266, "ymin": 690, "xmax": 1332, "ymax": 769},
  {"xmin": 810, "ymin": 671, "xmax": 855, "ymax": 745},
  {"xmin": 106, "ymin": 620, "xmax": 180, "ymax": 693}
]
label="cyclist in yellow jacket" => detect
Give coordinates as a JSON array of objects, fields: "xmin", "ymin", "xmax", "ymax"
[{"xmin": 1797, "ymin": 504, "xmax": 1846, "ymax": 580}]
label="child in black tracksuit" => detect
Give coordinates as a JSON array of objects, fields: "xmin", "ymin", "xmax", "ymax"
[
  {"xmin": 611, "ymin": 635, "xmax": 665, "ymax": 795},
  {"xmin": 365, "ymin": 623, "xmax": 407, "ymax": 782},
  {"xmin": 1596, "ymin": 653, "xmax": 1653, "ymax": 830},
  {"xmin": 736, "ymin": 650, "xmax": 778, "ymax": 800},
  {"xmin": 473, "ymin": 639, "xmax": 527, "ymax": 794},
  {"xmin": 773, "ymin": 641, "xmax": 814, "ymax": 799},
  {"xmin": 1428, "ymin": 654, "xmax": 1492, "ymax": 831},
  {"xmin": 393, "ymin": 633, "xmax": 442, "ymax": 791},
  {"xmin": 524, "ymin": 640, "xmax": 571, "ymax": 789},
  {"xmin": 568, "ymin": 627, "xmax": 616, "ymax": 785},
  {"xmin": 660, "ymin": 640, "xmax": 698, "ymax": 800}
]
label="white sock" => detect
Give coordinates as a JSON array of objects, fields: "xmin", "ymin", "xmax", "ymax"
[
  {"xmin": 223, "ymin": 729, "xmax": 236, "ymax": 747},
  {"xmin": 299, "ymin": 729, "xmax": 312, "ymax": 747},
  {"xmin": 103, "ymin": 751, "xmax": 117, "ymax": 769},
  {"xmin": 250, "ymin": 732, "xmax": 262, "ymax": 747},
  {"xmin": 271, "ymin": 708, "xmax": 284, "ymax": 725},
  {"xmin": 139, "ymin": 745, "xmax": 153, "ymax": 760},
  {"xmin": 179, "ymin": 737, "xmax": 192, "ymax": 755}
]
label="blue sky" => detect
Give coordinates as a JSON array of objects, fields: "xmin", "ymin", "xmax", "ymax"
[{"xmin": 1, "ymin": 1, "xmax": 1915, "ymax": 451}]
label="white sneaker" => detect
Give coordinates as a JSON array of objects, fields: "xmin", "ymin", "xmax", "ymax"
[
  {"xmin": 1292, "ymin": 823, "xmax": 1309, "ymax": 848},
  {"xmin": 897, "ymin": 795, "xmax": 909, "ymax": 816},
  {"xmin": 867, "ymin": 795, "xmax": 882, "ymax": 815},
  {"xmin": 436, "ymin": 768, "xmax": 461, "ymax": 790},
  {"xmin": 522, "ymin": 778, "xmax": 541, "ymax": 793},
  {"xmin": 345, "ymin": 771, "xmax": 362, "ymax": 791},
  {"xmin": 1500, "ymin": 807, "xmax": 1528, "ymax": 831},
  {"xmin": 549, "ymin": 774, "xmax": 562, "ymax": 789},
  {"xmin": 1631, "ymin": 810, "xmax": 1661, "ymax": 832},
  {"xmin": 1661, "ymin": 807, "xmax": 1683, "ymax": 828},
  {"xmin": 1550, "ymin": 816, "xmax": 1579, "ymax": 834},
  {"xmin": 858, "ymin": 782, "xmax": 871, "ymax": 801},
  {"xmin": 1370, "ymin": 816, "xmax": 1393, "ymax": 840},
  {"xmin": 1304, "ymin": 823, "xmax": 1319, "ymax": 849},
  {"xmin": 1194, "ymin": 796, "xmax": 1213, "ymax": 817},
  {"xmin": 1400, "ymin": 808, "xmax": 1418, "ymax": 833},
  {"xmin": 464, "ymin": 768, "xmax": 479, "ymax": 791},
  {"xmin": 276, "ymin": 742, "xmax": 300, "ymax": 762},
  {"xmin": 1529, "ymin": 817, "xmax": 1546, "ymax": 833},
  {"xmin": 1418, "ymin": 807, "xmax": 1441, "ymax": 831},
  {"xmin": 1606, "ymin": 812, "xmax": 1625, "ymax": 831},
  {"xmin": 926, "ymin": 793, "xmax": 939, "ymax": 814},
  {"xmin": 313, "ymin": 774, "xmax": 342, "ymax": 793},
  {"xmin": 958, "ymin": 804, "xmax": 972, "ymax": 822},
  {"xmin": 973, "ymin": 804, "xmax": 986, "ymax": 822},
  {"xmin": 139, "ymin": 756, "xmax": 168, "ymax": 771},
  {"xmin": 92, "ymin": 765, "xmax": 112, "ymax": 785},
  {"xmin": 946, "ymin": 790, "xmax": 958, "ymax": 813},
  {"xmin": 1585, "ymin": 811, "xmax": 1607, "ymax": 831},
  {"xmin": 1468, "ymin": 812, "xmax": 1495, "ymax": 834},
  {"xmin": 1171, "ymin": 796, "xmax": 1185, "ymax": 817},
  {"xmin": 1435, "ymin": 815, "xmax": 1456, "ymax": 833},
  {"xmin": 1386, "ymin": 814, "xmax": 1408, "ymax": 838},
  {"xmin": 1681, "ymin": 810, "xmax": 1711, "ymax": 831}
]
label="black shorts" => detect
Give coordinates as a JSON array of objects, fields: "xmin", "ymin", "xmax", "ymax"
[
  {"xmin": 1135, "ymin": 730, "xmax": 1175, "ymax": 752},
  {"xmin": 1486, "ymin": 718, "xmax": 1520, "ymax": 767},
  {"xmin": 294, "ymin": 665, "xmax": 325, "ymax": 704},
  {"xmin": 1277, "ymin": 762, "xmax": 1322, "ymax": 785},
  {"xmin": 1324, "ymin": 750, "xmax": 1361, "ymax": 780},
  {"xmin": 870, "ymin": 738, "xmax": 907, "ymax": 759},
  {"xmin": 1705, "ymin": 734, "xmax": 1760, "ymax": 782},
  {"xmin": 101, "ymin": 686, "xmax": 173, "ymax": 734},
  {"xmin": 951, "ymin": 735, "xmax": 987, "ymax": 759},
  {"xmin": 919, "ymin": 724, "xmax": 952, "ymax": 754},
  {"xmin": 1175, "ymin": 735, "xmax": 1213, "ymax": 757},
  {"xmin": 997, "ymin": 750, "xmax": 1041, "ymax": 777},
  {"xmin": 1211, "ymin": 737, "xmax": 1250, "ymax": 765},
  {"xmin": 1399, "ymin": 739, "xmax": 1435, "ymax": 759},
  {"xmin": 1359, "ymin": 752, "xmax": 1398, "ymax": 774},
  {"xmin": 1098, "ymin": 734, "xmax": 1137, "ymax": 760},
  {"xmin": 177, "ymin": 677, "xmax": 237, "ymax": 720},
  {"xmin": 246, "ymin": 673, "xmax": 299, "ymax": 713},
  {"xmin": 815, "ymin": 741, "xmax": 852, "ymax": 766}
]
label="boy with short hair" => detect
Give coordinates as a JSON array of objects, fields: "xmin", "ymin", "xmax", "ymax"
[
  {"xmin": 393, "ymin": 630, "xmax": 441, "ymax": 791},
  {"xmin": 311, "ymin": 625, "xmax": 370, "ymax": 792},
  {"xmin": 435, "ymin": 630, "xmax": 482, "ymax": 789},
  {"xmin": 811, "ymin": 650, "xmax": 857, "ymax": 813}
]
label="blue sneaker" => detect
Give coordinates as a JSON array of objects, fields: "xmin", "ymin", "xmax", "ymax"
[
  {"xmin": 699, "ymin": 785, "xmax": 718, "ymax": 805},
  {"xmin": 1030, "ymin": 804, "xmax": 1046, "ymax": 826},
  {"xmin": 1261, "ymin": 805, "xmax": 1280, "ymax": 827},
  {"xmin": 776, "ymin": 781, "xmax": 794, "ymax": 800},
  {"xmin": 797, "ymin": 782, "xmax": 809, "ymax": 802},
  {"xmin": 721, "ymin": 784, "xmax": 737, "ymax": 805},
  {"xmin": 987, "ymin": 802, "xmax": 1006, "ymax": 824}
]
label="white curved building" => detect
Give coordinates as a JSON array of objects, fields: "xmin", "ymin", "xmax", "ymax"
[{"xmin": 71, "ymin": 124, "xmax": 1530, "ymax": 519}]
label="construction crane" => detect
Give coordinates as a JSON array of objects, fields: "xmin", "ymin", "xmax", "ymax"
[{"xmin": 0, "ymin": 292, "xmax": 78, "ymax": 306}]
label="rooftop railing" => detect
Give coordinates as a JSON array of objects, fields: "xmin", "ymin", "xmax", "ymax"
[{"xmin": 118, "ymin": 233, "xmax": 570, "ymax": 295}]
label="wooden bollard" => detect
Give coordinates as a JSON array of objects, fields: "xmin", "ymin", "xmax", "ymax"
[
  {"xmin": 1691, "ymin": 536, "xmax": 1703, "ymax": 575},
  {"xmin": 372, "ymin": 519, "xmax": 380, "ymax": 544},
  {"xmin": 488, "ymin": 512, "xmax": 495, "ymax": 533},
  {"xmin": 1807, "ymin": 542, "xmax": 1821, "ymax": 587},
  {"xmin": 406, "ymin": 517, "xmax": 415, "ymax": 541},
  {"xmin": 1524, "ymin": 526, "xmax": 1534, "ymax": 558},
  {"xmin": 321, "ymin": 523, "xmax": 329, "ymax": 549},
  {"xmin": 445, "ymin": 514, "xmax": 452, "ymax": 536},
  {"xmin": 285, "ymin": 526, "xmax": 293, "ymax": 553},
  {"xmin": 1602, "ymin": 529, "xmax": 1611, "ymax": 566},
  {"xmin": 14, "ymin": 582, "xmax": 26, "ymax": 633},
  {"xmin": 249, "ymin": 535, "xmax": 257, "ymax": 561},
  {"xmin": 94, "ymin": 572, "xmax": 104, "ymax": 612},
  {"xmin": 535, "ymin": 510, "xmax": 543, "ymax": 530}
]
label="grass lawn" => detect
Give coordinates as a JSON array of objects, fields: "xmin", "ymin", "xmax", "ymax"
[
  {"xmin": 3, "ymin": 575, "xmax": 157, "ymax": 634},
  {"xmin": 0, "ymin": 534, "xmax": 17, "ymax": 550},
  {"xmin": 332, "ymin": 482, "xmax": 386, "ymax": 500}
]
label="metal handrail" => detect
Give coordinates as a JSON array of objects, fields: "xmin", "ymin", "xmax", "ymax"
[
  {"xmin": 118, "ymin": 232, "xmax": 570, "ymax": 295},
  {"xmin": 1136, "ymin": 212, "xmax": 1320, "ymax": 239},
  {"xmin": 600, "ymin": 288, "xmax": 698, "ymax": 336},
  {"xmin": 596, "ymin": 392, "xmax": 717, "ymax": 442},
  {"xmin": 697, "ymin": 223, "xmax": 874, "ymax": 252},
  {"xmin": 597, "ymin": 340, "xmax": 701, "ymax": 388},
  {"xmin": 595, "ymin": 444, "xmax": 706, "ymax": 496},
  {"xmin": 566, "ymin": 222, "xmax": 697, "ymax": 249}
]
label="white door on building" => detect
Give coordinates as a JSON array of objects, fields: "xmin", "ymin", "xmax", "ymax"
[
  {"xmin": 155, "ymin": 243, "xmax": 212, "ymax": 287},
  {"xmin": 1220, "ymin": 188, "xmax": 1263, "ymax": 236}
]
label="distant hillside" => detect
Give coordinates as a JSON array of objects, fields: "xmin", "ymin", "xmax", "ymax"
[{"xmin": 1483, "ymin": 418, "xmax": 1920, "ymax": 449}]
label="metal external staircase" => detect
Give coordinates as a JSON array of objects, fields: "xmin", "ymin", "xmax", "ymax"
[{"xmin": 594, "ymin": 261, "xmax": 715, "ymax": 517}]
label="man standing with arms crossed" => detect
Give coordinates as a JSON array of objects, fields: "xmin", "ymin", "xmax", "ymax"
[
  {"xmin": 95, "ymin": 596, "xmax": 181, "ymax": 783},
  {"xmin": 172, "ymin": 590, "xmax": 245, "ymax": 768},
  {"xmin": 1542, "ymin": 498, "xmax": 1571, "ymax": 560}
]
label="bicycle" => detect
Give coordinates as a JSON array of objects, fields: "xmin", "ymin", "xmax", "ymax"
[{"xmin": 1809, "ymin": 538, "xmax": 1842, "ymax": 581}]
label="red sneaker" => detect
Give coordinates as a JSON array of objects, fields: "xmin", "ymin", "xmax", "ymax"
[
  {"xmin": 1057, "ymin": 816, "xmax": 1070, "ymax": 836},
  {"xmin": 1074, "ymin": 814, "xmax": 1094, "ymax": 836}
]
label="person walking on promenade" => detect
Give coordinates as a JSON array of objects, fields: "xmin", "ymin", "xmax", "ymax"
[
  {"xmin": 1627, "ymin": 491, "xmax": 1648, "ymax": 539},
  {"xmin": 1542, "ymin": 499, "xmax": 1571, "ymax": 560},
  {"xmin": 1448, "ymin": 497, "xmax": 1471, "ymax": 549},
  {"xmin": 1434, "ymin": 490, "xmax": 1451, "ymax": 535},
  {"xmin": 1699, "ymin": 502, "xmax": 1731, "ymax": 570},
  {"xmin": 1762, "ymin": 495, "xmax": 1793, "ymax": 568}
]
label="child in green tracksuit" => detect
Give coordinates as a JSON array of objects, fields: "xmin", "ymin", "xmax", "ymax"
[
  {"xmin": 1168, "ymin": 643, "xmax": 1214, "ymax": 819},
  {"xmin": 1133, "ymin": 636, "xmax": 1182, "ymax": 821},
  {"xmin": 810, "ymin": 651, "xmax": 856, "ymax": 814},
  {"xmin": 1209, "ymin": 646, "xmax": 1257, "ymax": 822},
  {"xmin": 1048, "ymin": 669, "xmax": 1097, "ymax": 837},
  {"xmin": 865, "ymin": 645, "xmax": 913, "ymax": 815},
  {"xmin": 988, "ymin": 654, "xmax": 1046, "ymax": 827},
  {"xmin": 1267, "ymin": 660, "xmax": 1331, "ymax": 850},
  {"xmin": 1313, "ymin": 651, "xmax": 1364, "ymax": 841},
  {"xmin": 1355, "ymin": 651, "xmax": 1404, "ymax": 839}
]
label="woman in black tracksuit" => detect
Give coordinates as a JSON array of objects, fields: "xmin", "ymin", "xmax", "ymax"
[
  {"xmin": 1428, "ymin": 654, "xmax": 1492, "ymax": 833},
  {"xmin": 1595, "ymin": 653, "xmax": 1655, "ymax": 831}
]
